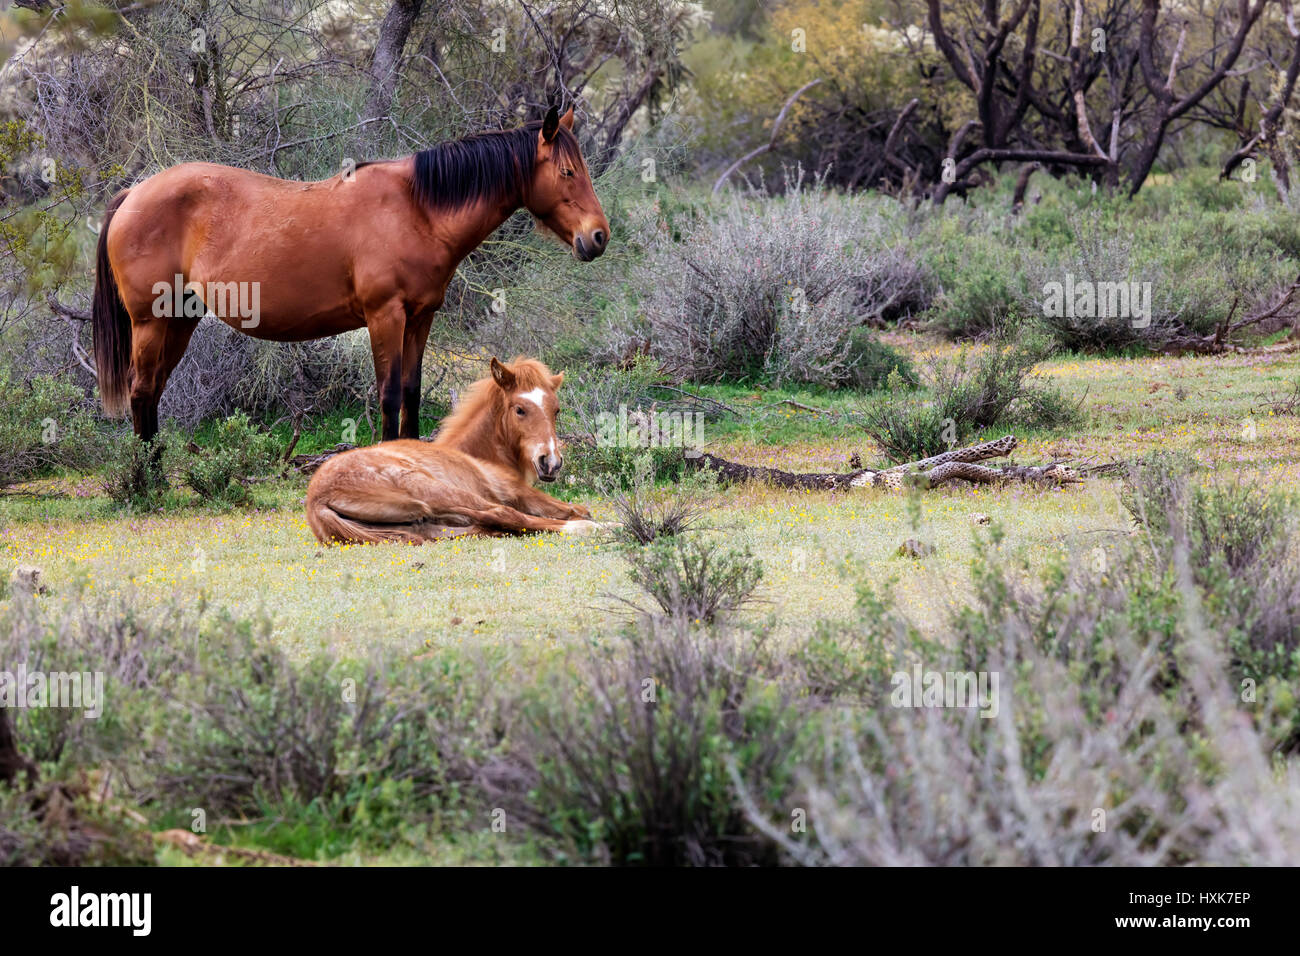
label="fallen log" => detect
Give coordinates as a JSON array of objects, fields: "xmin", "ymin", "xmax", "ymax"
[
  {"xmin": 1161, "ymin": 272, "xmax": 1300, "ymax": 355},
  {"xmin": 684, "ymin": 435, "xmax": 1082, "ymax": 490},
  {"xmin": 289, "ymin": 444, "xmax": 357, "ymax": 474}
]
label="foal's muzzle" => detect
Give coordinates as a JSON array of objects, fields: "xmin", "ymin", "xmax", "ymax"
[{"xmin": 535, "ymin": 454, "xmax": 563, "ymax": 482}]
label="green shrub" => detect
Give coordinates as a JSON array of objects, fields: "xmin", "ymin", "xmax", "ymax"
[
  {"xmin": 842, "ymin": 328, "xmax": 917, "ymax": 391},
  {"xmin": 1121, "ymin": 457, "xmax": 1300, "ymax": 746},
  {"xmin": 924, "ymin": 241, "xmax": 1026, "ymax": 339},
  {"xmin": 564, "ymin": 444, "xmax": 686, "ymax": 492},
  {"xmin": 0, "ymin": 373, "xmax": 98, "ymax": 486},
  {"xmin": 497, "ymin": 622, "xmax": 802, "ymax": 865},
  {"xmin": 101, "ymin": 432, "xmax": 171, "ymax": 509},
  {"xmin": 862, "ymin": 340, "xmax": 1081, "ymax": 462},
  {"xmin": 0, "ymin": 590, "xmax": 509, "ymax": 861},
  {"xmin": 744, "ymin": 520, "xmax": 1300, "ymax": 865},
  {"xmin": 620, "ymin": 535, "xmax": 763, "ymax": 625},
  {"xmin": 1119, "ymin": 448, "xmax": 1200, "ymax": 533},
  {"xmin": 182, "ymin": 412, "xmax": 281, "ymax": 503}
]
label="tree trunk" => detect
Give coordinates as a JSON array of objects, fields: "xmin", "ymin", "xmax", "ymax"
[
  {"xmin": 363, "ymin": 0, "xmax": 428, "ymax": 126},
  {"xmin": 0, "ymin": 708, "xmax": 36, "ymax": 789}
]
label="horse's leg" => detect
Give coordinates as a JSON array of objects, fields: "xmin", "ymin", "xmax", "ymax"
[
  {"xmin": 398, "ymin": 312, "xmax": 433, "ymax": 441},
  {"xmin": 308, "ymin": 467, "xmax": 591, "ymax": 544},
  {"xmin": 511, "ymin": 484, "xmax": 593, "ymax": 521},
  {"xmin": 454, "ymin": 503, "xmax": 596, "ymax": 536},
  {"xmin": 122, "ymin": 316, "xmax": 192, "ymax": 447},
  {"xmin": 365, "ymin": 301, "xmax": 406, "ymax": 443},
  {"xmin": 327, "ymin": 482, "xmax": 585, "ymax": 536},
  {"xmin": 128, "ymin": 315, "xmax": 200, "ymax": 442},
  {"xmin": 127, "ymin": 319, "xmax": 164, "ymax": 442}
]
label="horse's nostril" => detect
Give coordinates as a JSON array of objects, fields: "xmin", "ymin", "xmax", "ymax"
[{"xmin": 593, "ymin": 230, "xmax": 606, "ymax": 249}]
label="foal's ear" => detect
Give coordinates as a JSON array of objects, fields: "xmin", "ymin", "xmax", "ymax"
[
  {"xmin": 541, "ymin": 106, "xmax": 560, "ymax": 144},
  {"xmin": 559, "ymin": 107, "xmax": 575, "ymax": 131},
  {"xmin": 490, "ymin": 357, "xmax": 517, "ymax": 391},
  {"xmin": 550, "ymin": 371, "xmax": 565, "ymax": 390}
]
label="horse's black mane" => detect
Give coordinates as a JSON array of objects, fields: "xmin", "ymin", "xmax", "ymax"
[{"xmin": 359, "ymin": 122, "xmax": 584, "ymax": 211}]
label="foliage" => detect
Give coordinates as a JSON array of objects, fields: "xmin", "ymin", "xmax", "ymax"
[
  {"xmin": 862, "ymin": 339, "xmax": 1082, "ymax": 462},
  {"xmin": 181, "ymin": 412, "xmax": 281, "ymax": 503},
  {"xmin": 100, "ymin": 432, "xmax": 172, "ymax": 509},
  {"xmin": 0, "ymin": 373, "xmax": 99, "ymax": 486},
  {"xmin": 489, "ymin": 620, "xmax": 800, "ymax": 865},
  {"xmin": 632, "ymin": 173, "xmax": 929, "ymax": 386},
  {"xmin": 619, "ymin": 535, "xmax": 763, "ymax": 625}
]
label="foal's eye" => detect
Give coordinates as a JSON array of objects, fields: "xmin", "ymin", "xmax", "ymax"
[
  {"xmin": 515, "ymin": 406, "xmax": 526, "ymax": 417},
  {"xmin": 560, "ymin": 167, "xmax": 574, "ymax": 178}
]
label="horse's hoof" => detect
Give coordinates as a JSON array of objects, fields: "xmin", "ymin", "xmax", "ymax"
[{"xmin": 560, "ymin": 519, "xmax": 598, "ymax": 535}]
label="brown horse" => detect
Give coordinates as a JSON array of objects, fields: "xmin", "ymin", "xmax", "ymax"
[
  {"xmin": 92, "ymin": 107, "xmax": 609, "ymax": 443},
  {"xmin": 306, "ymin": 356, "xmax": 596, "ymax": 544}
]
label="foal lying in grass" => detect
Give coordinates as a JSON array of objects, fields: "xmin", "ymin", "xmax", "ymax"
[{"xmin": 306, "ymin": 357, "xmax": 595, "ymax": 544}]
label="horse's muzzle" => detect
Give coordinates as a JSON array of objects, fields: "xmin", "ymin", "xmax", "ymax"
[
  {"xmin": 535, "ymin": 455, "xmax": 563, "ymax": 482},
  {"xmin": 573, "ymin": 229, "xmax": 607, "ymax": 262}
]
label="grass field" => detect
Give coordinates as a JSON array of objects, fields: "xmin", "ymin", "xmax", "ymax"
[{"xmin": 4, "ymin": 341, "xmax": 1296, "ymax": 653}]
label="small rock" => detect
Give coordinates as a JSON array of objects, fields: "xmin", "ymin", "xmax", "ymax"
[
  {"xmin": 970, "ymin": 512, "xmax": 991, "ymax": 525},
  {"xmin": 896, "ymin": 539, "xmax": 935, "ymax": 559}
]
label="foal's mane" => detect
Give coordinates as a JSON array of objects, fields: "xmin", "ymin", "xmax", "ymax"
[
  {"xmin": 435, "ymin": 358, "xmax": 557, "ymax": 448},
  {"xmin": 359, "ymin": 122, "xmax": 584, "ymax": 211}
]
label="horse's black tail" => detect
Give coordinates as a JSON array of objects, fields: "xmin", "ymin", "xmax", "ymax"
[{"xmin": 92, "ymin": 189, "xmax": 132, "ymax": 417}]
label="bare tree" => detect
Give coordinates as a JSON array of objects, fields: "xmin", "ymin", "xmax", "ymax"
[{"xmin": 1131, "ymin": 0, "xmax": 1268, "ymax": 196}]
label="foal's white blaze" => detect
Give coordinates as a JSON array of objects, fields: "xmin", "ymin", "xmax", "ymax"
[{"xmin": 519, "ymin": 388, "xmax": 546, "ymax": 408}]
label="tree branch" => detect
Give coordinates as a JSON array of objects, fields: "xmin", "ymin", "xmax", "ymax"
[{"xmin": 712, "ymin": 79, "xmax": 823, "ymax": 196}]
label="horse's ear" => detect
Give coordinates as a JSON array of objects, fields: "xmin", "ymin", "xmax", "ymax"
[
  {"xmin": 490, "ymin": 357, "xmax": 517, "ymax": 391},
  {"xmin": 541, "ymin": 106, "xmax": 560, "ymax": 144},
  {"xmin": 550, "ymin": 371, "xmax": 565, "ymax": 390},
  {"xmin": 559, "ymin": 107, "xmax": 574, "ymax": 131}
]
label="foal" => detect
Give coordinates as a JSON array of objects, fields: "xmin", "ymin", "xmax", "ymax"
[{"xmin": 306, "ymin": 357, "xmax": 594, "ymax": 544}]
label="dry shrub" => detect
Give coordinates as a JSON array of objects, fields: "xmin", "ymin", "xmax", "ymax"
[
  {"xmin": 737, "ymin": 521, "xmax": 1300, "ymax": 865},
  {"xmin": 158, "ymin": 324, "xmax": 377, "ymax": 430},
  {"xmin": 481, "ymin": 618, "xmax": 801, "ymax": 866},
  {"xmin": 635, "ymin": 171, "xmax": 930, "ymax": 386}
]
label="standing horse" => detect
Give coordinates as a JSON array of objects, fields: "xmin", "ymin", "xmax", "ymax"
[
  {"xmin": 305, "ymin": 356, "xmax": 594, "ymax": 544},
  {"xmin": 92, "ymin": 107, "xmax": 608, "ymax": 443}
]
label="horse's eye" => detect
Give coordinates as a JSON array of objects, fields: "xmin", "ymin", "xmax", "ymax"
[
  {"xmin": 515, "ymin": 406, "xmax": 525, "ymax": 416},
  {"xmin": 561, "ymin": 168, "xmax": 574, "ymax": 178}
]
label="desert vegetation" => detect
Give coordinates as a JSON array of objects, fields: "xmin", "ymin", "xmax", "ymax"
[{"xmin": 3, "ymin": 1, "xmax": 1300, "ymax": 867}]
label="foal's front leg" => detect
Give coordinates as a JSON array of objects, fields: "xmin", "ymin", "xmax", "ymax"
[{"xmin": 513, "ymin": 485, "xmax": 592, "ymax": 521}]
